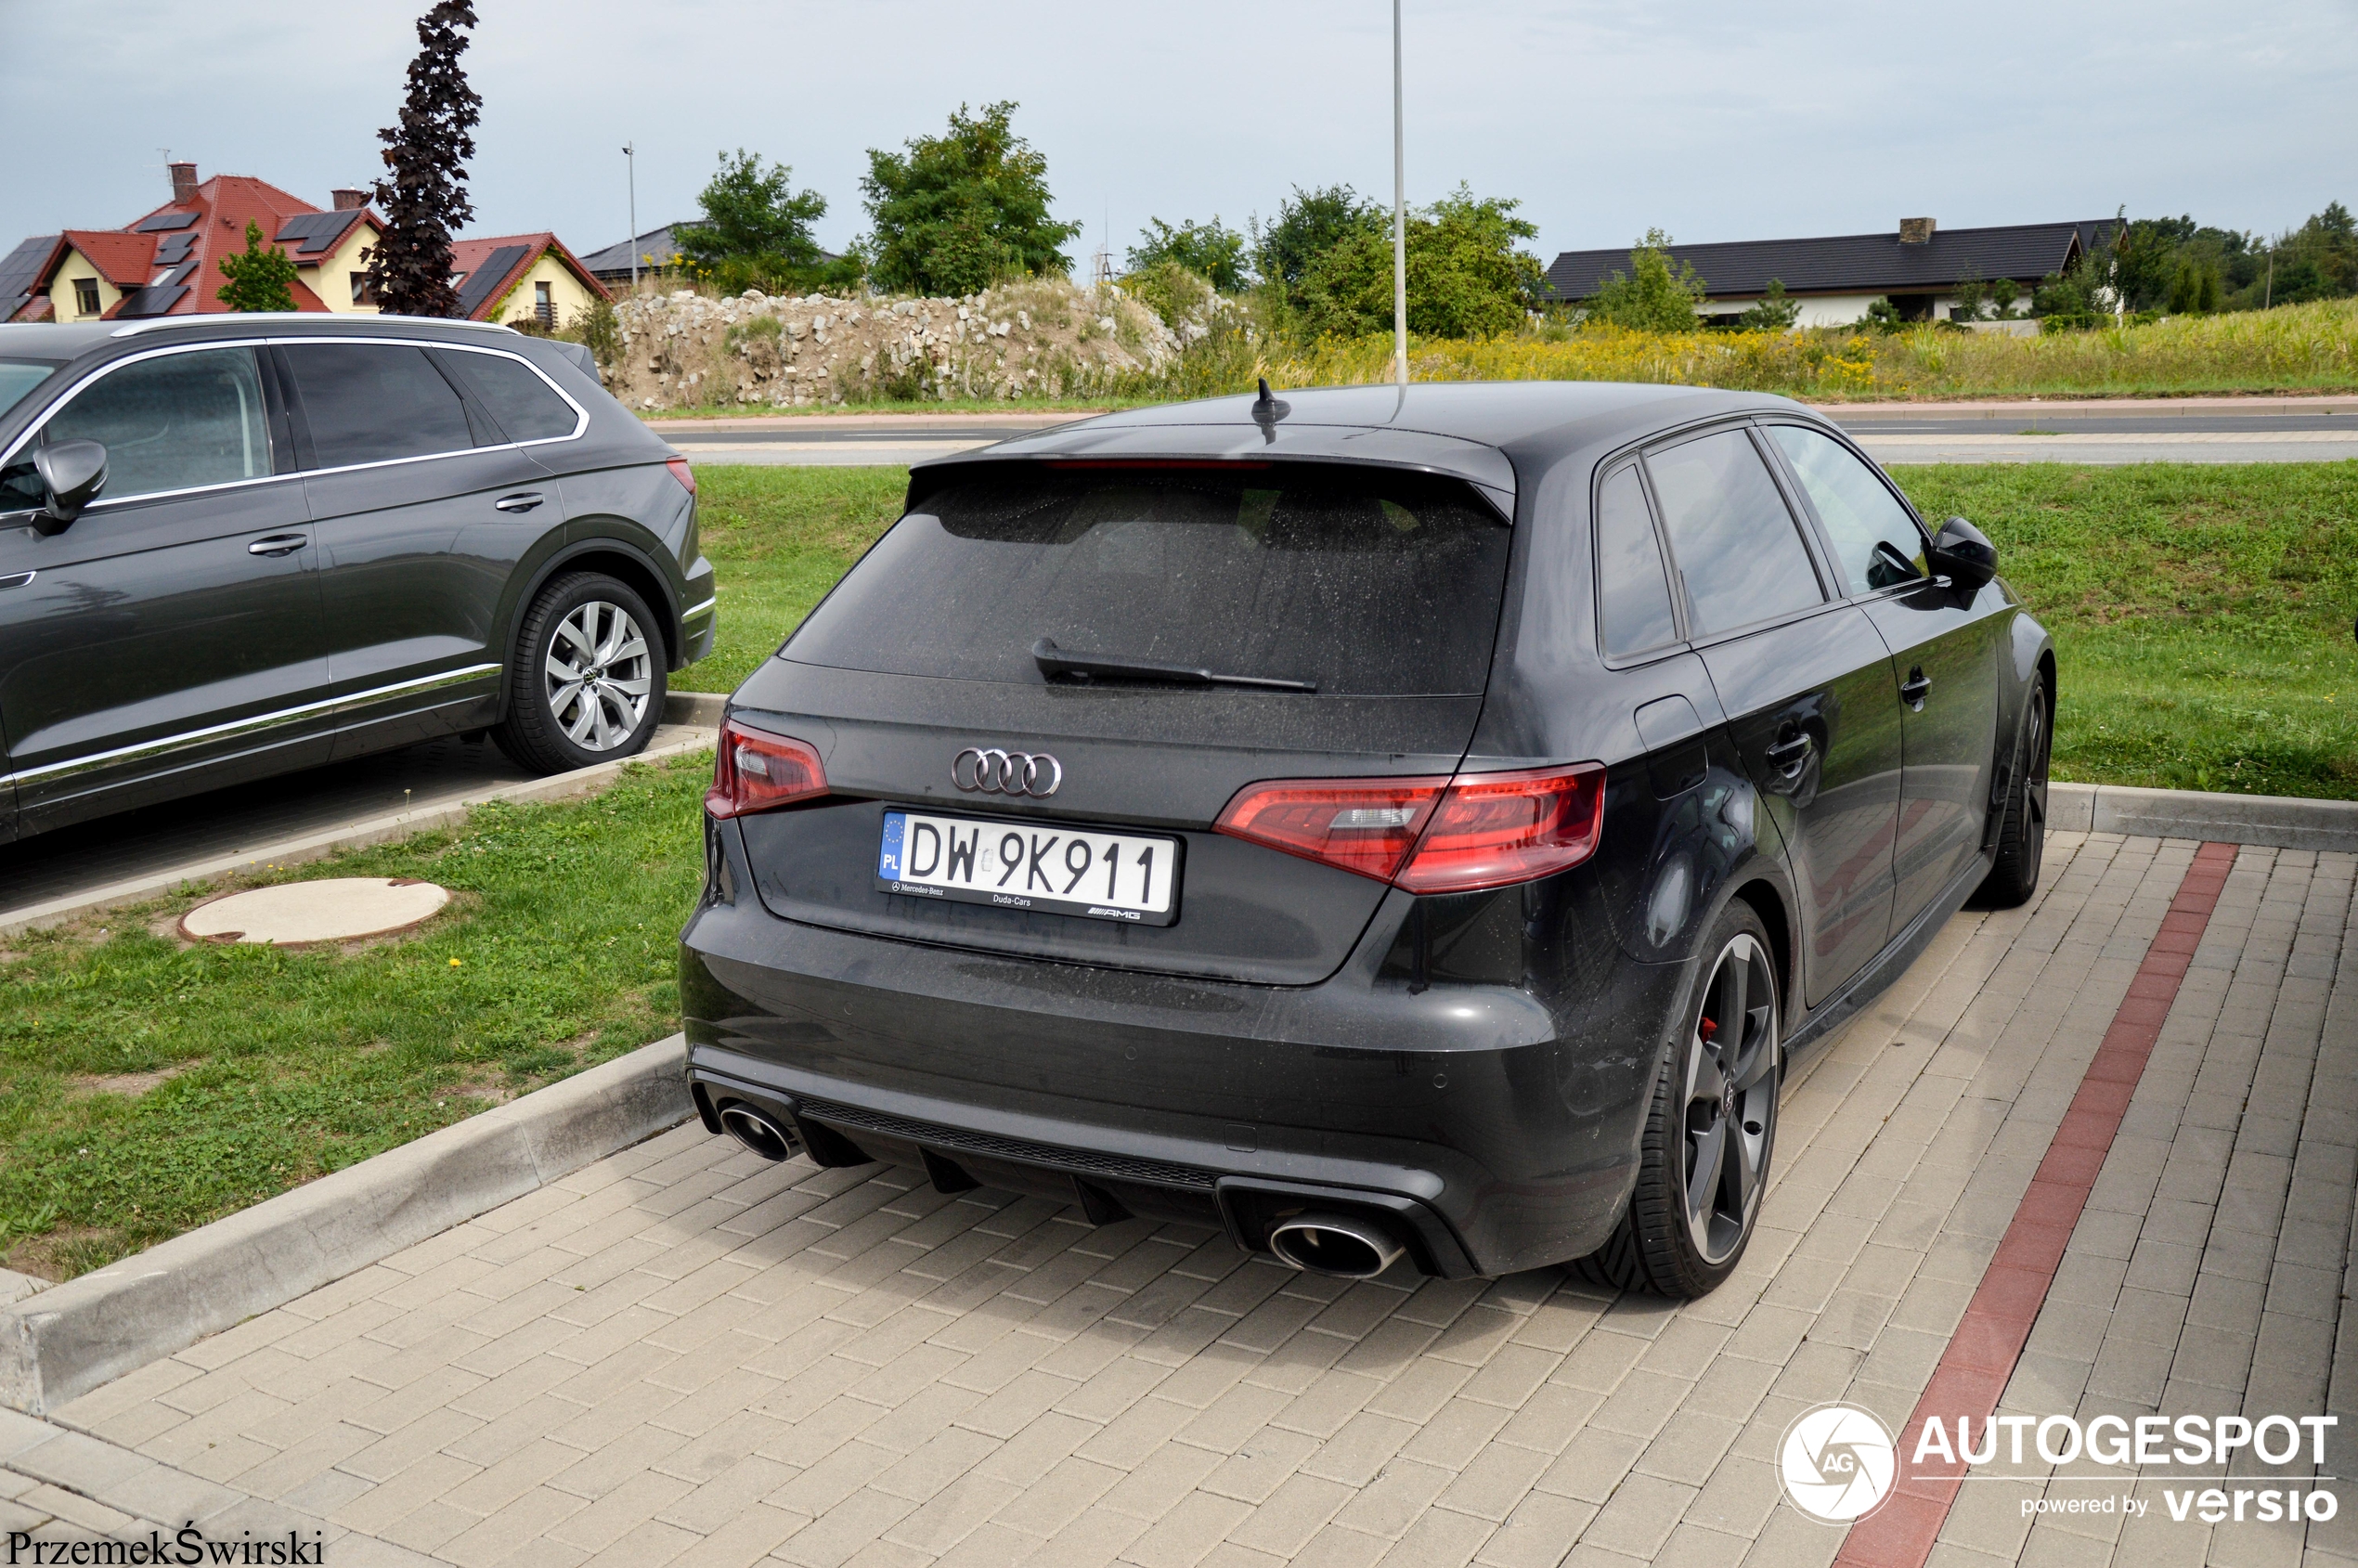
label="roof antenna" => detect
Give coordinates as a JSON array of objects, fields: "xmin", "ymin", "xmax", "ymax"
[{"xmin": 1251, "ymin": 376, "xmax": 1290, "ymax": 424}]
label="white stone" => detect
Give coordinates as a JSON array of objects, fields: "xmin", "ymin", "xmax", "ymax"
[{"xmin": 180, "ymin": 878, "xmax": 451, "ymax": 945}]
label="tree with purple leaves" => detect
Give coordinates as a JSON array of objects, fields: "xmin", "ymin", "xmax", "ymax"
[{"xmin": 365, "ymin": 0, "xmax": 481, "ymax": 317}]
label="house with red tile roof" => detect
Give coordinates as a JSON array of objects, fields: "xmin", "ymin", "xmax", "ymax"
[
  {"xmin": 1, "ymin": 162, "xmax": 610, "ymax": 329},
  {"xmin": 448, "ymin": 233, "xmax": 610, "ymax": 329}
]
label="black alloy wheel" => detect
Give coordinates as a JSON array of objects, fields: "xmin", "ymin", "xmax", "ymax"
[
  {"xmin": 1579, "ymin": 902, "xmax": 1781, "ymax": 1297},
  {"xmin": 1975, "ymin": 674, "xmax": 2050, "ymax": 908}
]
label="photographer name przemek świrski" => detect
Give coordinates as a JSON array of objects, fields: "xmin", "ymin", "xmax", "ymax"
[{"xmin": 6, "ymin": 1523, "xmax": 325, "ymax": 1565}]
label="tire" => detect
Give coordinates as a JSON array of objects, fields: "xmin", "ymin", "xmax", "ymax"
[
  {"xmin": 491, "ymin": 571, "xmax": 667, "ymax": 775},
  {"xmin": 1974, "ymin": 674, "xmax": 2050, "ymax": 909},
  {"xmin": 1576, "ymin": 902, "xmax": 1781, "ymax": 1299}
]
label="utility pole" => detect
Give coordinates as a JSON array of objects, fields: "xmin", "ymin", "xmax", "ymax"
[
  {"xmin": 1393, "ymin": 0, "xmax": 1408, "ymax": 388},
  {"xmin": 622, "ymin": 143, "xmax": 639, "ymax": 294}
]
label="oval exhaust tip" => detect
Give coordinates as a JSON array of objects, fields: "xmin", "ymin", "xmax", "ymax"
[
  {"xmin": 1267, "ymin": 1212, "xmax": 1406, "ymax": 1279},
  {"xmin": 718, "ymin": 1103, "xmax": 797, "ymax": 1162}
]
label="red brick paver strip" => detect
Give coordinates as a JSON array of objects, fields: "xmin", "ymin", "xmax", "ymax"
[{"xmin": 1837, "ymin": 841, "xmax": 2241, "ymax": 1568}]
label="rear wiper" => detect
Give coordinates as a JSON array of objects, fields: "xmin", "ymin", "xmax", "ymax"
[{"xmin": 1032, "ymin": 637, "xmax": 1316, "ymax": 693}]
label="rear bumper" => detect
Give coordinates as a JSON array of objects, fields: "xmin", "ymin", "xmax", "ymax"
[
  {"xmin": 680, "ymin": 837, "xmax": 1691, "ymax": 1276},
  {"xmin": 676, "ymin": 562, "xmax": 717, "ymax": 668}
]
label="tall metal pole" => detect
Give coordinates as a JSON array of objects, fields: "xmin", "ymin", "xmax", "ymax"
[
  {"xmin": 1393, "ymin": 0, "xmax": 1407, "ymax": 388},
  {"xmin": 623, "ymin": 143, "xmax": 639, "ymax": 295}
]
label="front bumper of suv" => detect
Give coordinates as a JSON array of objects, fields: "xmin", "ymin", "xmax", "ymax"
[{"xmin": 679, "ymin": 823, "xmax": 1691, "ymax": 1277}]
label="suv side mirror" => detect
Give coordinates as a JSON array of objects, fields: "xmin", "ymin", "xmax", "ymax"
[
  {"xmin": 32, "ymin": 439, "xmax": 107, "ymax": 535},
  {"xmin": 1927, "ymin": 515, "xmax": 1996, "ymax": 593}
]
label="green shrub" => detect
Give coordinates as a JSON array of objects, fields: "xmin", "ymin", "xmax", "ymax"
[{"xmin": 1583, "ymin": 230, "xmax": 1708, "ymax": 332}]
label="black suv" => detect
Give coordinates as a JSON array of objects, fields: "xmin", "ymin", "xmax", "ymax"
[
  {"xmin": 0, "ymin": 315, "xmax": 713, "ymax": 842},
  {"xmin": 680, "ymin": 382, "xmax": 2053, "ymax": 1297}
]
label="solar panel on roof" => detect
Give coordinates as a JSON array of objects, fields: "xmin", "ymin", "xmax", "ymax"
[
  {"xmin": 0, "ymin": 235, "xmax": 59, "ymax": 320},
  {"xmin": 455, "ymin": 245, "xmax": 529, "ymax": 318},
  {"xmin": 114, "ymin": 283, "xmax": 190, "ymax": 317},
  {"xmin": 153, "ymin": 234, "xmax": 195, "ymax": 265},
  {"xmin": 273, "ymin": 211, "xmax": 359, "ymax": 255},
  {"xmin": 136, "ymin": 212, "xmax": 200, "ymax": 233}
]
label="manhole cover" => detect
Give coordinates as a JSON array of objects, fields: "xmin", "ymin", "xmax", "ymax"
[{"xmin": 179, "ymin": 877, "xmax": 451, "ymax": 945}]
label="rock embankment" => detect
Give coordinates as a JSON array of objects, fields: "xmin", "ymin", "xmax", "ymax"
[{"xmin": 602, "ymin": 278, "xmax": 1185, "ymax": 409}]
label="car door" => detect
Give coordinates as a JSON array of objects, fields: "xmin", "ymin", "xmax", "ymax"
[
  {"xmin": 0, "ymin": 343, "xmax": 329, "ymax": 833},
  {"xmin": 1764, "ymin": 422, "xmax": 2004, "ymax": 924},
  {"xmin": 279, "ymin": 338, "xmax": 564, "ymax": 758},
  {"xmin": 1643, "ymin": 423, "xmax": 1905, "ymax": 1007}
]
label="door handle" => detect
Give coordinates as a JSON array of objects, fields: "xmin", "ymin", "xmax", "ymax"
[
  {"xmin": 1765, "ymin": 732, "xmax": 1814, "ymax": 778},
  {"xmin": 1899, "ymin": 668, "xmax": 1932, "ymax": 710},
  {"xmin": 494, "ymin": 492, "xmax": 545, "ymax": 513},
  {"xmin": 247, "ymin": 534, "xmax": 308, "ymax": 557}
]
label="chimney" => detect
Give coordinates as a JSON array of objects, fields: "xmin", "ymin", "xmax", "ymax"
[
  {"xmin": 331, "ymin": 188, "xmax": 368, "ymax": 211},
  {"xmin": 1898, "ymin": 216, "xmax": 1937, "ymax": 246},
  {"xmin": 169, "ymin": 162, "xmax": 199, "ymax": 207}
]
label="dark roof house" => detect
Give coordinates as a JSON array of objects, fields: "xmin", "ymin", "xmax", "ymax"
[
  {"xmin": 579, "ymin": 224, "xmax": 699, "ymax": 285},
  {"xmin": 1546, "ymin": 217, "xmax": 2122, "ymax": 325}
]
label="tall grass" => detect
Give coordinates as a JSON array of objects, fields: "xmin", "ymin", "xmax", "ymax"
[{"xmin": 1127, "ymin": 297, "xmax": 2358, "ymax": 403}]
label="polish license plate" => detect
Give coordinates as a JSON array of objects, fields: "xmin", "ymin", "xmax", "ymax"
[{"xmin": 876, "ymin": 810, "xmax": 1180, "ymax": 925}]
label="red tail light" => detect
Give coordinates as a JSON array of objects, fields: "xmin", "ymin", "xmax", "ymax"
[
  {"xmin": 706, "ymin": 719, "xmax": 826, "ymax": 819},
  {"xmin": 1216, "ymin": 763, "xmax": 1605, "ymax": 894},
  {"xmin": 666, "ymin": 456, "xmax": 697, "ymax": 495},
  {"xmin": 1212, "ymin": 776, "xmax": 1451, "ymax": 881}
]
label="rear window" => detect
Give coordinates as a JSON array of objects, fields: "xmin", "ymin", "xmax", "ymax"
[
  {"xmin": 435, "ymin": 349, "xmax": 578, "ymax": 442},
  {"xmin": 785, "ymin": 463, "xmax": 1512, "ymax": 696}
]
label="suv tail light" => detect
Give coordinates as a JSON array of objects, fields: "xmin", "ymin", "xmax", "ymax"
[
  {"xmin": 706, "ymin": 719, "xmax": 826, "ymax": 819},
  {"xmin": 1216, "ymin": 763, "xmax": 1605, "ymax": 894},
  {"xmin": 666, "ymin": 456, "xmax": 697, "ymax": 495}
]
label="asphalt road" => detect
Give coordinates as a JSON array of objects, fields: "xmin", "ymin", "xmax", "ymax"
[{"xmin": 664, "ymin": 397, "xmax": 2358, "ymax": 468}]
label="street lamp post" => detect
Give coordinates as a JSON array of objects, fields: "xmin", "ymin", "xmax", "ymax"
[
  {"xmin": 622, "ymin": 143, "xmax": 639, "ymax": 295},
  {"xmin": 1393, "ymin": 0, "xmax": 1407, "ymax": 388}
]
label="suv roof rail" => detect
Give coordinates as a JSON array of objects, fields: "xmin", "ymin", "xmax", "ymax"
[{"xmin": 110, "ymin": 313, "xmax": 521, "ymax": 340}]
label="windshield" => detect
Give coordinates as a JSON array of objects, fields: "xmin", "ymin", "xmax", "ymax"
[
  {"xmin": 784, "ymin": 463, "xmax": 1514, "ymax": 696},
  {"xmin": 0, "ymin": 360, "xmax": 61, "ymax": 422}
]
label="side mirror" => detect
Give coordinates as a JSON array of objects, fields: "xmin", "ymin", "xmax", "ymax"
[
  {"xmin": 32, "ymin": 439, "xmax": 107, "ymax": 536},
  {"xmin": 1927, "ymin": 515, "xmax": 1996, "ymax": 592}
]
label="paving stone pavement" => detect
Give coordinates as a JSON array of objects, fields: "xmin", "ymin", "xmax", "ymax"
[{"xmin": 11, "ymin": 831, "xmax": 2354, "ymax": 1568}]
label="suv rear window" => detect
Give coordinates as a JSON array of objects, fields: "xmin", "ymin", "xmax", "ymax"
[{"xmin": 785, "ymin": 463, "xmax": 1512, "ymax": 696}]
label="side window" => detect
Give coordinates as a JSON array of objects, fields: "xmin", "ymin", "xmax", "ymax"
[
  {"xmin": 1768, "ymin": 424, "xmax": 1928, "ymax": 594},
  {"xmin": 434, "ymin": 350, "xmax": 578, "ymax": 442},
  {"xmin": 280, "ymin": 343, "xmax": 473, "ymax": 468},
  {"xmin": 42, "ymin": 347, "xmax": 272, "ymax": 501},
  {"xmin": 1594, "ymin": 463, "xmax": 1679, "ymax": 659},
  {"xmin": 1644, "ymin": 428, "xmax": 1826, "ymax": 638}
]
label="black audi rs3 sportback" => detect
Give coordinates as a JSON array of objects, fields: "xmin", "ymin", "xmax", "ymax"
[{"xmin": 680, "ymin": 382, "xmax": 2053, "ymax": 1297}]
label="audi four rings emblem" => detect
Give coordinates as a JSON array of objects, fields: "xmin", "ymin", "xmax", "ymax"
[{"xmin": 952, "ymin": 747, "xmax": 1063, "ymax": 797}]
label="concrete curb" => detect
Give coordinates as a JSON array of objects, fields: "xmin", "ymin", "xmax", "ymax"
[
  {"xmin": 665, "ymin": 689, "xmax": 726, "ymax": 728},
  {"xmin": 0, "ymin": 1035, "xmax": 693, "ymax": 1417},
  {"xmin": 2048, "ymin": 782, "xmax": 2358, "ymax": 851},
  {"xmin": 0, "ymin": 718, "xmax": 719, "ymax": 939}
]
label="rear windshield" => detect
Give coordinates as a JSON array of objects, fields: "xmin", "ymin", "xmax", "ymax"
[{"xmin": 784, "ymin": 463, "xmax": 1513, "ymax": 695}]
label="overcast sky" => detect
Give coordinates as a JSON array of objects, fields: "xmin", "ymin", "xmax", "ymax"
[{"xmin": 5, "ymin": 0, "xmax": 2352, "ymax": 269}]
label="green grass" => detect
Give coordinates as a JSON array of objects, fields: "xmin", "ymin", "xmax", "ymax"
[
  {"xmin": 1898, "ymin": 461, "xmax": 2358, "ymax": 798},
  {"xmin": 0, "ymin": 757, "xmax": 709, "ymax": 1280},
  {"xmin": 673, "ymin": 466, "xmax": 911, "ymax": 693}
]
